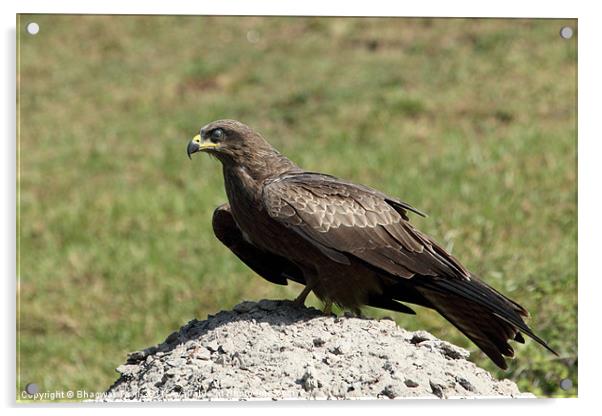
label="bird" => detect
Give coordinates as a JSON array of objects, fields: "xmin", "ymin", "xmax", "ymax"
[{"xmin": 187, "ymin": 119, "xmax": 557, "ymax": 369}]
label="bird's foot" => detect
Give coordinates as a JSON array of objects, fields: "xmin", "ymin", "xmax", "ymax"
[
  {"xmin": 293, "ymin": 285, "xmax": 312, "ymax": 307},
  {"xmin": 351, "ymin": 308, "xmax": 364, "ymax": 318}
]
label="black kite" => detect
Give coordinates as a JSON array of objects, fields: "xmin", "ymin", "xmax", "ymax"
[{"xmin": 187, "ymin": 119, "xmax": 556, "ymax": 369}]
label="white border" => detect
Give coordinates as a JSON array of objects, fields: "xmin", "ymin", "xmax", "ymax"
[
  {"xmin": 3, "ymin": 1, "xmax": 600, "ymax": 415},
  {"xmin": 2, "ymin": 0, "xmax": 583, "ymax": 17}
]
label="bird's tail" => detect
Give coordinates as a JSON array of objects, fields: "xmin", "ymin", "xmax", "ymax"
[{"xmin": 393, "ymin": 274, "xmax": 557, "ymax": 369}]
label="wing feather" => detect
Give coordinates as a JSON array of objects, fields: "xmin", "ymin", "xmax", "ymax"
[{"xmin": 262, "ymin": 172, "xmax": 470, "ymax": 280}]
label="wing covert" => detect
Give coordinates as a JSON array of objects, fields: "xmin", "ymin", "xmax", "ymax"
[{"xmin": 262, "ymin": 172, "xmax": 470, "ymax": 280}]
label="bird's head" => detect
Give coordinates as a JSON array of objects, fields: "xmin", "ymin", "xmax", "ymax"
[{"xmin": 187, "ymin": 119, "xmax": 274, "ymax": 167}]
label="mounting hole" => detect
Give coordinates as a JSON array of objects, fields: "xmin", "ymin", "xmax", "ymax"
[
  {"xmin": 559, "ymin": 26, "xmax": 573, "ymax": 40},
  {"xmin": 26, "ymin": 22, "xmax": 40, "ymax": 35},
  {"xmin": 25, "ymin": 383, "xmax": 39, "ymax": 395},
  {"xmin": 246, "ymin": 30, "xmax": 260, "ymax": 44},
  {"xmin": 559, "ymin": 378, "xmax": 573, "ymax": 391}
]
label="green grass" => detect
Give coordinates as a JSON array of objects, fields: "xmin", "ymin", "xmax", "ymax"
[{"xmin": 17, "ymin": 15, "xmax": 577, "ymax": 400}]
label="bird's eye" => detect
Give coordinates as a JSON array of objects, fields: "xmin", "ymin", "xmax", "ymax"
[{"xmin": 210, "ymin": 129, "xmax": 224, "ymax": 142}]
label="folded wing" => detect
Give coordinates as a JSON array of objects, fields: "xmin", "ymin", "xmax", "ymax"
[{"xmin": 262, "ymin": 172, "xmax": 470, "ymax": 280}]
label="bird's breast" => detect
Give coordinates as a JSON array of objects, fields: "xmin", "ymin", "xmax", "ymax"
[{"xmin": 223, "ymin": 169, "xmax": 269, "ymax": 243}]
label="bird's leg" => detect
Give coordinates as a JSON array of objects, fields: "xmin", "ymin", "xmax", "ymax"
[
  {"xmin": 323, "ymin": 301, "xmax": 333, "ymax": 316},
  {"xmin": 293, "ymin": 285, "xmax": 312, "ymax": 306}
]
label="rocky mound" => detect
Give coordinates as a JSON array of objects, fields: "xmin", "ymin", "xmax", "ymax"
[{"xmin": 101, "ymin": 300, "xmax": 534, "ymax": 401}]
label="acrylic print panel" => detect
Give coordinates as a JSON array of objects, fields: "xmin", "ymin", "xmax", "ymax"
[{"xmin": 16, "ymin": 15, "xmax": 577, "ymax": 401}]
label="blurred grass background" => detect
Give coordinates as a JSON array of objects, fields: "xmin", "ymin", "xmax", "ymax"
[{"xmin": 17, "ymin": 15, "xmax": 577, "ymax": 399}]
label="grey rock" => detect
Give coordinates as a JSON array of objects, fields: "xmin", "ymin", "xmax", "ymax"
[
  {"xmin": 381, "ymin": 384, "xmax": 402, "ymax": 399},
  {"xmin": 192, "ymin": 347, "xmax": 211, "ymax": 360},
  {"xmin": 456, "ymin": 375, "xmax": 476, "ymax": 392},
  {"xmin": 404, "ymin": 378, "xmax": 420, "ymax": 388},
  {"xmin": 329, "ymin": 343, "xmax": 351, "ymax": 356},
  {"xmin": 100, "ymin": 299, "xmax": 535, "ymax": 401},
  {"xmin": 233, "ymin": 301, "xmax": 255, "ymax": 314},
  {"xmin": 430, "ymin": 379, "xmax": 446, "ymax": 399},
  {"xmin": 299, "ymin": 367, "xmax": 321, "ymax": 392},
  {"xmin": 165, "ymin": 331, "xmax": 179, "ymax": 345},
  {"xmin": 313, "ymin": 337, "xmax": 326, "ymax": 347}
]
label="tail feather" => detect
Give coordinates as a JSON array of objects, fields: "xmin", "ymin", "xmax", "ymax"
[
  {"xmin": 420, "ymin": 276, "xmax": 556, "ymax": 351},
  {"xmin": 514, "ymin": 332, "xmax": 525, "ymax": 344},
  {"xmin": 416, "ymin": 286, "xmax": 517, "ymax": 368},
  {"xmin": 386, "ymin": 274, "xmax": 557, "ymax": 369}
]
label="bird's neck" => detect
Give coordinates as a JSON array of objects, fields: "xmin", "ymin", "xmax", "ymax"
[
  {"xmin": 223, "ymin": 150, "xmax": 300, "ymax": 205},
  {"xmin": 229, "ymin": 149, "xmax": 300, "ymax": 182}
]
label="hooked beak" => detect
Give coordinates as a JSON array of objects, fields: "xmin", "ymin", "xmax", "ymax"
[
  {"xmin": 187, "ymin": 136, "xmax": 200, "ymax": 159},
  {"xmin": 187, "ymin": 134, "xmax": 219, "ymax": 159}
]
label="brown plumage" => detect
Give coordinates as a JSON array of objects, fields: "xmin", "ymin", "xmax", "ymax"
[{"xmin": 187, "ymin": 119, "xmax": 557, "ymax": 369}]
